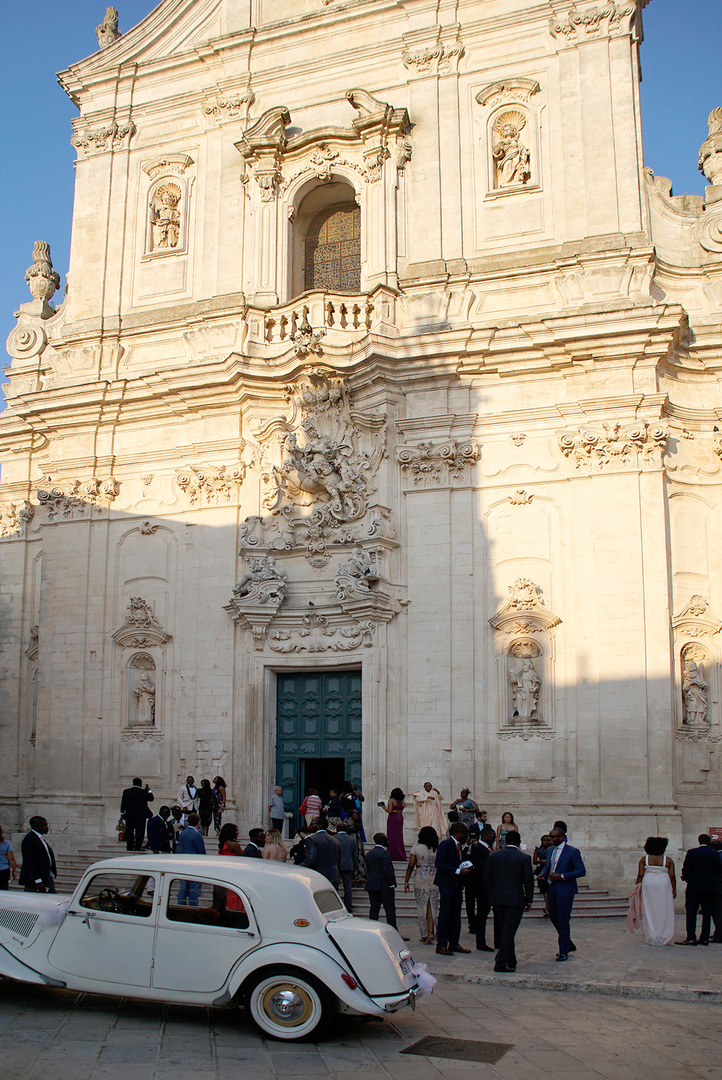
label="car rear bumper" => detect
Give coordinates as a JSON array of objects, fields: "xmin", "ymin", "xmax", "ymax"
[{"xmin": 382, "ymin": 986, "xmax": 421, "ymax": 1012}]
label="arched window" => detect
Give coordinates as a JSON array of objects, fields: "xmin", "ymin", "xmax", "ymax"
[{"xmin": 305, "ymin": 202, "xmax": 361, "ymax": 292}]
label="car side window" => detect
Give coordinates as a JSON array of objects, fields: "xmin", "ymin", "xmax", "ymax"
[
  {"xmin": 78, "ymin": 873, "xmax": 155, "ymax": 918},
  {"xmin": 166, "ymin": 878, "xmax": 250, "ymax": 929}
]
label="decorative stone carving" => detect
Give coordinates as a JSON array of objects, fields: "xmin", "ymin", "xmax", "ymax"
[
  {"xmin": 672, "ymin": 595, "xmax": 722, "ymax": 639},
  {"xmin": 346, "ymin": 89, "xmax": 410, "ymax": 185},
  {"xmin": 268, "ymin": 612, "xmax": 374, "ymax": 653},
  {"xmin": 402, "ymin": 39, "xmax": 465, "ymax": 75},
  {"xmin": 134, "ymin": 671, "xmax": 156, "ymax": 727},
  {"xmin": 202, "ymin": 90, "xmax": 255, "ymax": 125},
  {"xmin": 139, "ymin": 519, "xmax": 158, "ymax": 534},
  {"xmin": 290, "ymin": 319, "xmax": 326, "ymax": 357},
  {"xmin": 475, "ymin": 80, "xmax": 541, "ymax": 110},
  {"xmin": 37, "ymin": 477, "xmax": 119, "ymax": 520},
  {"xmin": 25, "ymin": 242, "xmax": 60, "ymax": 304},
  {"xmin": 310, "ymin": 142, "xmax": 339, "ymax": 182},
  {"xmin": 113, "ymin": 597, "xmax": 172, "ymax": 648},
  {"xmin": 509, "ymin": 490, "xmax": 533, "ymax": 505},
  {"xmin": 395, "ymin": 134, "xmax": 413, "ymax": 170},
  {"xmin": 397, "ymin": 440, "xmax": 480, "ymax": 487},
  {"xmin": 150, "ymin": 183, "xmax": 182, "ymax": 250},
  {"xmin": 490, "ymin": 580, "xmax": 561, "ymax": 634},
  {"xmin": 25, "ymin": 625, "xmax": 39, "ymax": 661},
  {"xmin": 699, "ymin": 107, "xmax": 722, "ymax": 186},
  {"xmin": 510, "ymin": 433, "xmax": 526, "ymax": 446},
  {"xmin": 71, "ymin": 120, "xmax": 136, "ymax": 157},
  {"xmin": 175, "ymin": 463, "xmax": 245, "ymax": 506},
  {"xmin": 142, "ymin": 155, "xmax": 194, "ymax": 181},
  {"xmin": 233, "ymin": 556, "xmax": 288, "ymax": 604},
  {"xmin": 335, "ymin": 546, "xmax": 379, "ymax": 596},
  {"xmin": 0, "ymin": 500, "xmax": 34, "ymax": 538},
  {"xmin": 243, "ymin": 370, "xmax": 386, "ymax": 566},
  {"xmin": 682, "ymin": 654, "xmax": 708, "ymax": 728},
  {"xmin": 549, "ymin": 5, "xmax": 635, "ymax": 40},
  {"xmin": 237, "ymin": 106, "xmax": 290, "ymax": 203},
  {"xmin": 557, "ymin": 421, "xmax": 667, "ymax": 471},
  {"xmin": 96, "ymin": 6, "xmax": 121, "ymax": 49},
  {"xmin": 492, "ymin": 112, "xmax": 531, "ymax": 188},
  {"xmin": 511, "ymin": 655, "xmax": 541, "ymax": 722}
]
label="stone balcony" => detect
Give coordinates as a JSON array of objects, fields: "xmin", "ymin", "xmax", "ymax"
[{"xmin": 242, "ymin": 285, "xmax": 400, "ymax": 363}]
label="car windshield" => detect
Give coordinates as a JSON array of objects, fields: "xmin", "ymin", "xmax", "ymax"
[{"xmin": 314, "ymin": 889, "xmax": 345, "ymax": 917}]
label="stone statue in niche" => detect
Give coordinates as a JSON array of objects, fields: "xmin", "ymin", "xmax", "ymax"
[
  {"xmin": 699, "ymin": 107, "xmax": 722, "ymax": 187},
  {"xmin": 134, "ymin": 671, "xmax": 156, "ymax": 726},
  {"xmin": 150, "ymin": 183, "xmax": 182, "ymax": 250},
  {"xmin": 492, "ymin": 111, "xmax": 531, "ymax": 188},
  {"xmin": 512, "ymin": 659, "xmax": 541, "ymax": 721},
  {"xmin": 682, "ymin": 659, "xmax": 708, "ymax": 726}
]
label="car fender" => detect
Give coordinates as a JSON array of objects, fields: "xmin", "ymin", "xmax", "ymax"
[
  {"xmin": 0, "ymin": 943, "xmax": 65, "ymax": 987},
  {"xmin": 219, "ymin": 942, "xmax": 385, "ymax": 1016}
]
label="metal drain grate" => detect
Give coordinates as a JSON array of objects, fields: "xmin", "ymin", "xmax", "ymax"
[{"xmin": 401, "ymin": 1036, "xmax": 513, "ymax": 1064}]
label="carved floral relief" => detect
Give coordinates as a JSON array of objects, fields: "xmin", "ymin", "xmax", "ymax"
[
  {"xmin": 0, "ymin": 500, "xmax": 34, "ymax": 538},
  {"xmin": 269, "ymin": 612, "xmax": 374, "ymax": 653},
  {"xmin": 396, "ymin": 440, "xmax": 480, "ymax": 487},
  {"xmin": 37, "ymin": 477, "xmax": 119, "ymax": 520},
  {"xmin": 557, "ymin": 421, "xmax": 667, "ymax": 471},
  {"xmin": 549, "ymin": 4, "xmax": 636, "ymax": 41},
  {"xmin": 174, "ymin": 463, "xmax": 245, "ymax": 506},
  {"xmin": 71, "ymin": 121, "xmax": 136, "ymax": 157}
]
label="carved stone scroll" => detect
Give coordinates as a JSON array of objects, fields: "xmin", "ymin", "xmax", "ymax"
[{"xmin": 113, "ymin": 598, "xmax": 172, "ymax": 649}]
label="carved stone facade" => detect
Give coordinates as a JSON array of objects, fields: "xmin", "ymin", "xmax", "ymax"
[{"xmin": 1, "ymin": 0, "xmax": 721, "ymax": 886}]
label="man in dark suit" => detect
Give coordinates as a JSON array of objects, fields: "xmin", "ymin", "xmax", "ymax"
[
  {"xmin": 336, "ymin": 821, "xmax": 359, "ymax": 911},
  {"xmin": 120, "ymin": 777, "xmax": 154, "ymax": 851},
  {"xmin": 681, "ymin": 834, "xmax": 722, "ymax": 945},
  {"xmin": 365, "ymin": 833, "xmax": 398, "ymax": 928},
  {"xmin": 434, "ymin": 821, "xmax": 472, "ymax": 955},
  {"xmin": 483, "ymin": 829, "xmax": 534, "ymax": 972},
  {"xmin": 243, "ymin": 828, "xmax": 267, "ymax": 857},
  {"xmin": 539, "ymin": 826, "xmax": 586, "ymax": 960},
  {"xmin": 19, "ymin": 816, "xmax": 57, "ymax": 893},
  {"xmin": 147, "ymin": 805, "xmax": 172, "ymax": 853},
  {"xmin": 469, "ymin": 825, "xmax": 497, "ymax": 951},
  {"xmin": 302, "ymin": 817, "xmax": 342, "ymax": 885}
]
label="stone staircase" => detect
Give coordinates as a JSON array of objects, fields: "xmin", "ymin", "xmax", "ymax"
[{"xmin": 14, "ymin": 842, "xmax": 629, "ymax": 918}]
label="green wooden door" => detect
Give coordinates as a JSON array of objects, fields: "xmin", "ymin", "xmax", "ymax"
[{"xmin": 276, "ymin": 670, "xmax": 361, "ymax": 825}]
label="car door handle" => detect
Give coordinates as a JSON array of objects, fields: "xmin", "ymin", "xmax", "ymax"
[
  {"xmin": 68, "ymin": 910, "xmax": 97, "ymax": 926},
  {"xmin": 237, "ymin": 930, "xmax": 257, "ymax": 937}
]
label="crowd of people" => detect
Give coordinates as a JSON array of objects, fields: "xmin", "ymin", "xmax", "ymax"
[{"xmin": 3, "ymin": 778, "xmax": 721, "ymax": 978}]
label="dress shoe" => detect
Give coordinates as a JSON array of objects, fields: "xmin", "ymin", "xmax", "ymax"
[
  {"xmin": 698, "ymin": 939, "xmax": 709, "ymax": 946},
  {"xmin": 555, "ymin": 953, "xmax": 568, "ymax": 961},
  {"xmin": 568, "ymin": 943, "xmax": 577, "ymax": 952},
  {"xmin": 493, "ymin": 965, "xmax": 516, "ymax": 973},
  {"xmin": 711, "ymin": 936, "xmax": 722, "ymax": 943},
  {"xmin": 451, "ymin": 945, "xmax": 471, "ymax": 953},
  {"xmin": 436, "ymin": 946, "xmax": 453, "ymax": 955},
  {"xmin": 679, "ymin": 939, "xmax": 698, "ymax": 946},
  {"xmin": 476, "ymin": 944, "xmax": 494, "ymax": 952}
]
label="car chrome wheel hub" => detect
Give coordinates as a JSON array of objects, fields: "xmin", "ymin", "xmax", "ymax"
[{"xmin": 263, "ymin": 984, "xmax": 313, "ymax": 1026}]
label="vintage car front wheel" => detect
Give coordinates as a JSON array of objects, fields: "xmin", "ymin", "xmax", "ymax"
[{"xmin": 244, "ymin": 967, "xmax": 333, "ymax": 1041}]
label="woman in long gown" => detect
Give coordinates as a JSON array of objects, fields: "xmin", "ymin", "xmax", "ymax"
[
  {"xmin": 380, "ymin": 787, "xmax": 407, "ymax": 861},
  {"xmin": 635, "ymin": 836, "xmax": 676, "ymax": 946},
  {"xmin": 404, "ymin": 827, "xmax": 440, "ymax": 943}
]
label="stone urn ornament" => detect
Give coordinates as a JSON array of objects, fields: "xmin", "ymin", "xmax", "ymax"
[
  {"xmin": 699, "ymin": 107, "xmax": 722, "ymax": 187},
  {"xmin": 96, "ymin": 6, "xmax": 121, "ymax": 50},
  {"xmin": 25, "ymin": 242, "xmax": 60, "ymax": 304}
]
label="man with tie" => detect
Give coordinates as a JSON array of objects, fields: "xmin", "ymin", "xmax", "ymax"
[
  {"xmin": 19, "ymin": 816, "xmax": 57, "ymax": 893},
  {"xmin": 469, "ymin": 825, "xmax": 497, "ymax": 951},
  {"xmin": 364, "ymin": 833, "xmax": 398, "ymax": 928},
  {"xmin": 539, "ymin": 826, "xmax": 586, "ymax": 961},
  {"xmin": 483, "ymin": 829, "xmax": 534, "ymax": 972},
  {"xmin": 434, "ymin": 821, "xmax": 472, "ymax": 955}
]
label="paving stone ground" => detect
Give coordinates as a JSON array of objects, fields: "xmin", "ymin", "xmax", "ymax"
[{"xmin": 1, "ymin": 915, "xmax": 720, "ymax": 1080}]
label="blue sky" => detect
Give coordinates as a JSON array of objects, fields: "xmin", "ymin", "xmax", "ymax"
[{"xmin": 0, "ymin": 0, "xmax": 720, "ymax": 380}]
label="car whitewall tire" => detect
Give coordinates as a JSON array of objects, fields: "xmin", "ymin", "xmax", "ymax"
[{"xmin": 244, "ymin": 967, "xmax": 332, "ymax": 1041}]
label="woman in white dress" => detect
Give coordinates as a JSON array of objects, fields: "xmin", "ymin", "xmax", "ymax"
[
  {"xmin": 635, "ymin": 836, "xmax": 676, "ymax": 946},
  {"xmin": 404, "ymin": 827, "xmax": 441, "ymax": 944}
]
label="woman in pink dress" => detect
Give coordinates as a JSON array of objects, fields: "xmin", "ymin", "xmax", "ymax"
[{"xmin": 379, "ymin": 787, "xmax": 407, "ymax": 861}]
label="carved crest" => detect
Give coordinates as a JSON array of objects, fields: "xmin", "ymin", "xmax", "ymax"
[
  {"xmin": 490, "ymin": 580, "xmax": 561, "ymax": 634},
  {"xmin": 113, "ymin": 597, "xmax": 172, "ymax": 648}
]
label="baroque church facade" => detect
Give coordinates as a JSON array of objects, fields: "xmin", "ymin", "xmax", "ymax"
[{"xmin": 2, "ymin": 0, "xmax": 722, "ymax": 882}]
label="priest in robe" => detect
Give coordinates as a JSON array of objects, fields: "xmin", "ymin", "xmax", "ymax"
[{"xmin": 412, "ymin": 782, "xmax": 445, "ymax": 837}]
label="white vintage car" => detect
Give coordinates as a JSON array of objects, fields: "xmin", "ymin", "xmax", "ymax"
[{"xmin": 0, "ymin": 855, "xmax": 419, "ymax": 1040}]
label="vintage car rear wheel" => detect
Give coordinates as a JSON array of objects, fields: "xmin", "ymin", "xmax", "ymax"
[{"xmin": 244, "ymin": 967, "xmax": 332, "ymax": 1041}]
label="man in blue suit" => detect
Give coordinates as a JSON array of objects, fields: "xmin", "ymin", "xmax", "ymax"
[
  {"xmin": 364, "ymin": 833, "xmax": 397, "ymax": 928},
  {"xmin": 434, "ymin": 822, "xmax": 472, "ymax": 955},
  {"xmin": 177, "ymin": 813, "xmax": 206, "ymax": 906},
  {"xmin": 539, "ymin": 826, "xmax": 586, "ymax": 961}
]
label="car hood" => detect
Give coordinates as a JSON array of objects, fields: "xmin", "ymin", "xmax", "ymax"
[
  {"xmin": 0, "ymin": 894, "xmax": 70, "ymax": 948},
  {"xmin": 325, "ymin": 918, "xmax": 416, "ymax": 997}
]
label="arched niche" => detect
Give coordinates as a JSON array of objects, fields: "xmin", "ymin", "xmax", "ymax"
[
  {"xmin": 290, "ymin": 180, "xmax": 361, "ymax": 299},
  {"xmin": 126, "ymin": 652, "xmax": 158, "ymax": 730},
  {"xmin": 487, "ymin": 105, "xmax": 537, "ymax": 193}
]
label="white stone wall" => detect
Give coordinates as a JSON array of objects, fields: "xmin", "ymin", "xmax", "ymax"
[{"xmin": 1, "ymin": 0, "xmax": 721, "ymax": 887}]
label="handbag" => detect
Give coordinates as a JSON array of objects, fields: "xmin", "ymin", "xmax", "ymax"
[{"xmin": 116, "ymin": 817, "xmax": 126, "ymax": 842}]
